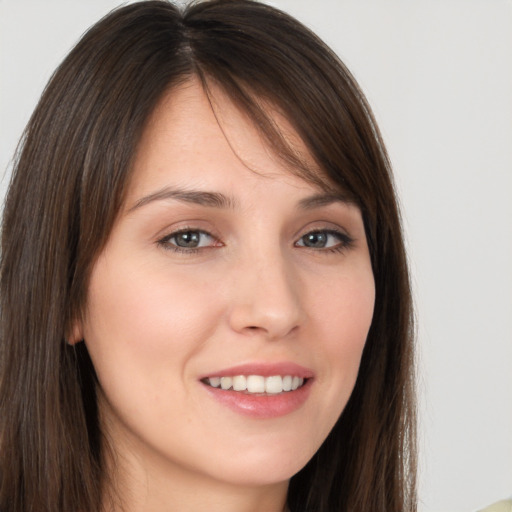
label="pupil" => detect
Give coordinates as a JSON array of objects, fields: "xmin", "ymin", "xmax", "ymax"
[
  {"xmin": 176, "ymin": 231, "xmax": 200, "ymax": 247},
  {"xmin": 304, "ymin": 232, "xmax": 326, "ymax": 248}
]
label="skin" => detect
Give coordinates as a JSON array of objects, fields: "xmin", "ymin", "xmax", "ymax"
[{"xmin": 74, "ymin": 79, "xmax": 375, "ymax": 512}]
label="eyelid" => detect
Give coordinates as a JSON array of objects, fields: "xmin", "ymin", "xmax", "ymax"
[
  {"xmin": 155, "ymin": 223, "xmax": 355, "ymax": 255},
  {"xmin": 157, "ymin": 227, "xmax": 222, "ymax": 253},
  {"xmin": 294, "ymin": 227, "xmax": 355, "ymax": 252}
]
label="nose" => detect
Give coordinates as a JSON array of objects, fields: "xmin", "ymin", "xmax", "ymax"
[{"xmin": 227, "ymin": 251, "xmax": 304, "ymax": 341}]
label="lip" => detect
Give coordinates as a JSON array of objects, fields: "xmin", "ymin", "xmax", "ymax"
[
  {"xmin": 199, "ymin": 362, "xmax": 315, "ymax": 379},
  {"xmin": 200, "ymin": 362, "xmax": 314, "ymax": 419}
]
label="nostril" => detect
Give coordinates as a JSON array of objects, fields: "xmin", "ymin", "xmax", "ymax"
[{"xmin": 229, "ymin": 299, "xmax": 302, "ymax": 340}]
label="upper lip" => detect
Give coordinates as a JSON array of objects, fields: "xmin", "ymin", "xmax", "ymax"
[{"xmin": 199, "ymin": 362, "xmax": 314, "ymax": 379}]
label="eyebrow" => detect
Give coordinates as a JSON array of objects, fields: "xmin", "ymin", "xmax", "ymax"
[
  {"xmin": 297, "ymin": 192, "xmax": 353, "ymax": 209},
  {"xmin": 128, "ymin": 186, "xmax": 237, "ymax": 212},
  {"xmin": 128, "ymin": 186, "xmax": 352, "ymax": 213}
]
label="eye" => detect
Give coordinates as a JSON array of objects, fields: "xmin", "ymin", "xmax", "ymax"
[
  {"xmin": 158, "ymin": 229, "xmax": 218, "ymax": 252},
  {"xmin": 295, "ymin": 229, "xmax": 353, "ymax": 252}
]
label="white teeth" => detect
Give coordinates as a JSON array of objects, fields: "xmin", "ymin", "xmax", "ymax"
[
  {"xmin": 247, "ymin": 375, "xmax": 265, "ymax": 393},
  {"xmin": 206, "ymin": 375, "xmax": 306, "ymax": 394},
  {"xmin": 232, "ymin": 375, "xmax": 247, "ymax": 391},
  {"xmin": 209, "ymin": 377, "xmax": 221, "ymax": 388},
  {"xmin": 220, "ymin": 376, "xmax": 232, "ymax": 390},
  {"xmin": 265, "ymin": 375, "xmax": 283, "ymax": 394}
]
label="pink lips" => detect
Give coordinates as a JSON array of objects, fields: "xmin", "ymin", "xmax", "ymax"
[{"xmin": 200, "ymin": 362, "xmax": 314, "ymax": 419}]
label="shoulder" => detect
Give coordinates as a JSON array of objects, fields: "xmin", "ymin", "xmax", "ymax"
[{"xmin": 479, "ymin": 499, "xmax": 512, "ymax": 512}]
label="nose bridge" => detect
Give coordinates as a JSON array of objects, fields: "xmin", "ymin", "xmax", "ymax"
[{"xmin": 228, "ymin": 242, "xmax": 303, "ymax": 340}]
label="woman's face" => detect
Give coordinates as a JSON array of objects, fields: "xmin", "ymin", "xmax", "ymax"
[{"xmin": 77, "ymin": 80, "xmax": 375, "ymax": 490}]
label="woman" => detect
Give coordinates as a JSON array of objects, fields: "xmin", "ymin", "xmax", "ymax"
[{"xmin": 0, "ymin": 1, "xmax": 416, "ymax": 511}]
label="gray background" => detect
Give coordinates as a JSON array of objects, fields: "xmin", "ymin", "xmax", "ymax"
[{"xmin": 1, "ymin": 1, "xmax": 511, "ymax": 511}]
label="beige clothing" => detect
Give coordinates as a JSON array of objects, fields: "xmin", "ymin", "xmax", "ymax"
[{"xmin": 479, "ymin": 499, "xmax": 512, "ymax": 512}]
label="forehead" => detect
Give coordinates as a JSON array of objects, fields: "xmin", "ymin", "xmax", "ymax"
[{"xmin": 126, "ymin": 77, "xmax": 342, "ymax": 204}]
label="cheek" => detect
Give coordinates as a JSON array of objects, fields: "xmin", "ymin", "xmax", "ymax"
[
  {"xmin": 81, "ymin": 256, "xmax": 222, "ymax": 394},
  {"xmin": 311, "ymin": 269, "xmax": 375, "ymax": 404},
  {"xmin": 315, "ymin": 265, "xmax": 375, "ymax": 349}
]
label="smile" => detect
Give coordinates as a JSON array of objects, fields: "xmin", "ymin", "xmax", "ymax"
[
  {"xmin": 200, "ymin": 363, "xmax": 314, "ymax": 418},
  {"xmin": 203, "ymin": 375, "xmax": 306, "ymax": 394}
]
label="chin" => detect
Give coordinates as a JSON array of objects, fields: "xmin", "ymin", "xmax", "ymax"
[{"xmin": 201, "ymin": 439, "xmax": 315, "ymax": 487}]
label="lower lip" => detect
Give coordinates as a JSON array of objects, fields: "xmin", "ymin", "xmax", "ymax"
[{"xmin": 201, "ymin": 379, "xmax": 313, "ymax": 419}]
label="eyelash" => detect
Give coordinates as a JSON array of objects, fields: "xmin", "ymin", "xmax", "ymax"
[
  {"xmin": 295, "ymin": 229, "xmax": 354, "ymax": 254},
  {"xmin": 157, "ymin": 227, "xmax": 354, "ymax": 255},
  {"xmin": 157, "ymin": 228, "xmax": 218, "ymax": 254}
]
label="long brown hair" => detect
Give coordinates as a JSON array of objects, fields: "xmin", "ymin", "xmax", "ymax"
[{"xmin": 0, "ymin": 1, "xmax": 416, "ymax": 510}]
